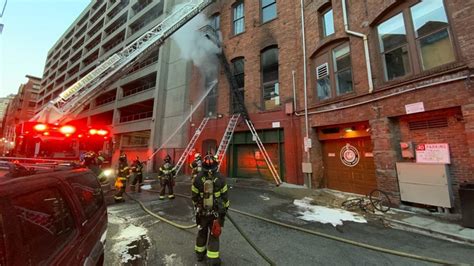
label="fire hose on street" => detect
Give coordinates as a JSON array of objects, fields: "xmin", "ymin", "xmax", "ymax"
[{"xmin": 125, "ymin": 189, "xmax": 460, "ymax": 265}]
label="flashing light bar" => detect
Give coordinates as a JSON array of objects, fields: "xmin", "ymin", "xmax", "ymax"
[
  {"xmin": 59, "ymin": 125, "xmax": 76, "ymax": 135},
  {"xmin": 33, "ymin": 124, "xmax": 47, "ymax": 132}
]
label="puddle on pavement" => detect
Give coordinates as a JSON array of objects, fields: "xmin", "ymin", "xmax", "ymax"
[{"xmin": 123, "ymin": 235, "xmax": 151, "ymax": 266}]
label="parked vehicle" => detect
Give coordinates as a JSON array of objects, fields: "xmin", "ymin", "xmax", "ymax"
[{"xmin": 0, "ymin": 165, "xmax": 107, "ymax": 265}]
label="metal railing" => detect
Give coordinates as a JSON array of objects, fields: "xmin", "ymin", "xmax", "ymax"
[{"xmin": 119, "ymin": 111, "xmax": 152, "ymax": 123}]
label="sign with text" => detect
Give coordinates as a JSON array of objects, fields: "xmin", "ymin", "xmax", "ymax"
[
  {"xmin": 405, "ymin": 102, "xmax": 425, "ymax": 114},
  {"xmin": 415, "ymin": 143, "xmax": 451, "ymax": 164}
]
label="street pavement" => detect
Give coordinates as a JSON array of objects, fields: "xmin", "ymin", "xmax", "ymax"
[{"xmin": 103, "ymin": 181, "xmax": 474, "ymax": 265}]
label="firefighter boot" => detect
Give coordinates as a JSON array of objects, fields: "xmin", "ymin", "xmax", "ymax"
[
  {"xmin": 207, "ymin": 258, "xmax": 221, "ymax": 266},
  {"xmin": 196, "ymin": 251, "xmax": 206, "ymax": 262}
]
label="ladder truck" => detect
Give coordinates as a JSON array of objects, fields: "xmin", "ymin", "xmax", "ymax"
[{"xmin": 8, "ymin": 0, "xmax": 216, "ymax": 161}]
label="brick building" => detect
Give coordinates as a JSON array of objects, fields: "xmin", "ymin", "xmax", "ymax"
[
  {"xmin": 189, "ymin": 0, "xmax": 474, "ymax": 213},
  {"xmin": 188, "ymin": 0, "xmax": 306, "ymax": 185},
  {"xmin": 300, "ymin": 0, "xmax": 474, "ymax": 212}
]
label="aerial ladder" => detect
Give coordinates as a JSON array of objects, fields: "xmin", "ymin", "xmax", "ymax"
[
  {"xmin": 201, "ymin": 25, "xmax": 283, "ymax": 186},
  {"xmin": 32, "ymin": 0, "xmax": 215, "ymax": 124}
]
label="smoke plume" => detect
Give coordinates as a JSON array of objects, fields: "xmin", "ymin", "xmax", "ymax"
[{"xmin": 171, "ymin": 12, "xmax": 221, "ymax": 81}]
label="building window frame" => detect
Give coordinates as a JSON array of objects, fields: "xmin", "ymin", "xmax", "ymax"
[
  {"xmin": 231, "ymin": 57, "xmax": 245, "ymax": 113},
  {"xmin": 375, "ymin": 0, "xmax": 457, "ymax": 82},
  {"xmin": 314, "ymin": 42, "xmax": 354, "ymax": 102},
  {"xmin": 321, "ymin": 7, "xmax": 335, "ymax": 38},
  {"xmin": 261, "ymin": 46, "xmax": 280, "ymax": 110},
  {"xmin": 232, "ymin": 1, "xmax": 245, "ymax": 36},
  {"xmin": 261, "ymin": 0, "xmax": 277, "ymax": 23},
  {"xmin": 210, "ymin": 13, "xmax": 220, "ymax": 32}
]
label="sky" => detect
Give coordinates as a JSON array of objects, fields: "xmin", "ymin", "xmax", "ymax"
[{"xmin": 0, "ymin": 0, "xmax": 90, "ymax": 97}]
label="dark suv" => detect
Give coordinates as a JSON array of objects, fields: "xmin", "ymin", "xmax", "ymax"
[{"xmin": 0, "ymin": 165, "xmax": 107, "ymax": 265}]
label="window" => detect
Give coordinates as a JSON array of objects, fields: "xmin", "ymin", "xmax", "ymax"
[
  {"xmin": 377, "ymin": 0, "xmax": 455, "ymax": 81},
  {"xmin": 13, "ymin": 188, "xmax": 74, "ymax": 264},
  {"xmin": 410, "ymin": 0, "xmax": 454, "ymax": 70},
  {"xmin": 322, "ymin": 8, "xmax": 335, "ymax": 37},
  {"xmin": 261, "ymin": 47, "xmax": 279, "ymax": 110},
  {"xmin": 261, "ymin": 0, "xmax": 277, "ymax": 23},
  {"xmin": 231, "ymin": 57, "xmax": 245, "ymax": 113},
  {"xmin": 205, "ymin": 77, "xmax": 217, "ymax": 117},
  {"xmin": 233, "ymin": 2, "xmax": 245, "ymax": 35},
  {"xmin": 333, "ymin": 44, "xmax": 353, "ymax": 95},
  {"xmin": 315, "ymin": 43, "xmax": 353, "ymax": 101},
  {"xmin": 68, "ymin": 172, "xmax": 104, "ymax": 220},
  {"xmin": 378, "ymin": 13, "xmax": 411, "ymax": 80},
  {"xmin": 210, "ymin": 13, "xmax": 220, "ymax": 31}
]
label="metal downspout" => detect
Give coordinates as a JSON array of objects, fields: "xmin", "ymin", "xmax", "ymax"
[{"xmin": 342, "ymin": 0, "xmax": 374, "ymax": 93}]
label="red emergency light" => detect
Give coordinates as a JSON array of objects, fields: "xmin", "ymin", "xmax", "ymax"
[
  {"xmin": 97, "ymin": 129, "xmax": 108, "ymax": 136},
  {"xmin": 59, "ymin": 125, "xmax": 76, "ymax": 135},
  {"xmin": 34, "ymin": 124, "xmax": 48, "ymax": 132}
]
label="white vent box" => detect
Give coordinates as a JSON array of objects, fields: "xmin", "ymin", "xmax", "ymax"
[{"xmin": 396, "ymin": 162, "xmax": 453, "ymax": 208}]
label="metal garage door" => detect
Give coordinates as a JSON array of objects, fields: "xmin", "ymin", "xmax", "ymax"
[
  {"xmin": 230, "ymin": 129, "xmax": 284, "ymax": 181},
  {"xmin": 322, "ymin": 137, "xmax": 377, "ymax": 195}
]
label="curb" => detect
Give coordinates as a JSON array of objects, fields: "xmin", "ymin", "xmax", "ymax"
[{"xmin": 384, "ymin": 218, "xmax": 474, "ymax": 246}]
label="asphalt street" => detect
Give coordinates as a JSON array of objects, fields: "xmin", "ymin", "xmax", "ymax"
[{"xmin": 104, "ymin": 181, "xmax": 474, "ymax": 266}]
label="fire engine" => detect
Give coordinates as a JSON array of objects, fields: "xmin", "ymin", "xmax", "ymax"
[
  {"xmin": 6, "ymin": 0, "xmax": 215, "ymax": 161},
  {"xmin": 13, "ymin": 121, "xmax": 110, "ymax": 159}
]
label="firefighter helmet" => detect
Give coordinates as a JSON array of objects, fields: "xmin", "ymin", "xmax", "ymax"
[
  {"xmin": 194, "ymin": 153, "xmax": 202, "ymax": 160},
  {"xmin": 164, "ymin": 154, "xmax": 171, "ymax": 163},
  {"xmin": 119, "ymin": 152, "xmax": 127, "ymax": 162},
  {"xmin": 202, "ymin": 153, "xmax": 218, "ymax": 173}
]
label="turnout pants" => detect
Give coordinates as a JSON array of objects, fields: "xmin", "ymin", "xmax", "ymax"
[
  {"xmin": 195, "ymin": 215, "xmax": 221, "ymax": 265},
  {"xmin": 159, "ymin": 178, "xmax": 174, "ymax": 199},
  {"xmin": 131, "ymin": 173, "xmax": 143, "ymax": 192},
  {"xmin": 114, "ymin": 177, "xmax": 127, "ymax": 202}
]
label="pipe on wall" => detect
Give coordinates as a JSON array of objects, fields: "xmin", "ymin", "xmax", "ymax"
[{"xmin": 341, "ymin": 0, "xmax": 374, "ymax": 93}]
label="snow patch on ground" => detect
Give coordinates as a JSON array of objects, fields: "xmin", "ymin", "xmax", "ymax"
[
  {"xmin": 259, "ymin": 195, "xmax": 270, "ymax": 201},
  {"xmin": 110, "ymin": 211, "xmax": 151, "ymax": 263},
  {"xmin": 294, "ymin": 197, "xmax": 367, "ymax": 227},
  {"xmin": 163, "ymin": 253, "xmax": 183, "ymax": 266},
  {"xmin": 141, "ymin": 184, "xmax": 152, "ymax": 190}
]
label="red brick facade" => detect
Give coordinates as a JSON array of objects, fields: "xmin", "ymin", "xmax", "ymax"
[{"xmin": 189, "ymin": 0, "xmax": 474, "ymax": 213}]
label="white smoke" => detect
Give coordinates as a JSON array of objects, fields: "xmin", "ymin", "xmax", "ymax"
[{"xmin": 171, "ymin": 12, "xmax": 221, "ymax": 81}]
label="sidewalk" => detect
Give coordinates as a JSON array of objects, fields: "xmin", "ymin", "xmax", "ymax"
[{"xmin": 227, "ymin": 177, "xmax": 474, "ymax": 246}]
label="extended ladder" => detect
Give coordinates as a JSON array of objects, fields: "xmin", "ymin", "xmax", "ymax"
[
  {"xmin": 173, "ymin": 117, "xmax": 210, "ymax": 175},
  {"xmin": 199, "ymin": 26, "xmax": 283, "ymax": 185},
  {"xmin": 245, "ymin": 119, "xmax": 282, "ymax": 185},
  {"xmin": 33, "ymin": 0, "xmax": 215, "ymax": 124},
  {"xmin": 216, "ymin": 114, "xmax": 240, "ymax": 170}
]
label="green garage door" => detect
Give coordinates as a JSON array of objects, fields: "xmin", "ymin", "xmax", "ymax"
[{"xmin": 230, "ymin": 129, "xmax": 284, "ymax": 181}]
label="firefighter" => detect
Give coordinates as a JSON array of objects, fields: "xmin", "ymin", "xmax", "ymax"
[
  {"xmin": 192, "ymin": 153, "xmax": 229, "ymax": 265},
  {"xmin": 130, "ymin": 156, "xmax": 144, "ymax": 193},
  {"xmin": 158, "ymin": 154, "xmax": 176, "ymax": 199},
  {"xmin": 82, "ymin": 151, "xmax": 101, "ymax": 175},
  {"xmin": 114, "ymin": 153, "xmax": 130, "ymax": 202},
  {"xmin": 189, "ymin": 152, "xmax": 203, "ymax": 183},
  {"xmin": 97, "ymin": 151, "xmax": 106, "ymax": 168}
]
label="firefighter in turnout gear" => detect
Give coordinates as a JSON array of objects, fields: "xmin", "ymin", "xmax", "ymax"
[
  {"xmin": 114, "ymin": 153, "xmax": 130, "ymax": 202},
  {"xmin": 191, "ymin": 153, "xmax": 229, "ymax": 265},
  {"xmin": 189, "ymin": 152, "xmax": 203, "ymax": 183},
  {"xmin": 159, "ymin": 155, "xmax": 176, "ymax": 199},
  {"xmin": 130, "ymin": 156, "xmax": 144, "ymax": 192}
]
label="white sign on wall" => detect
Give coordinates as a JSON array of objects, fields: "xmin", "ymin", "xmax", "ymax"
[
  {"xmin": 405, "ymin": 102, "xmax": 425, "ymax": 114},
  {"xmin": 415, "ymin": 143, "xmax": 451, "ymax": 164}
]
